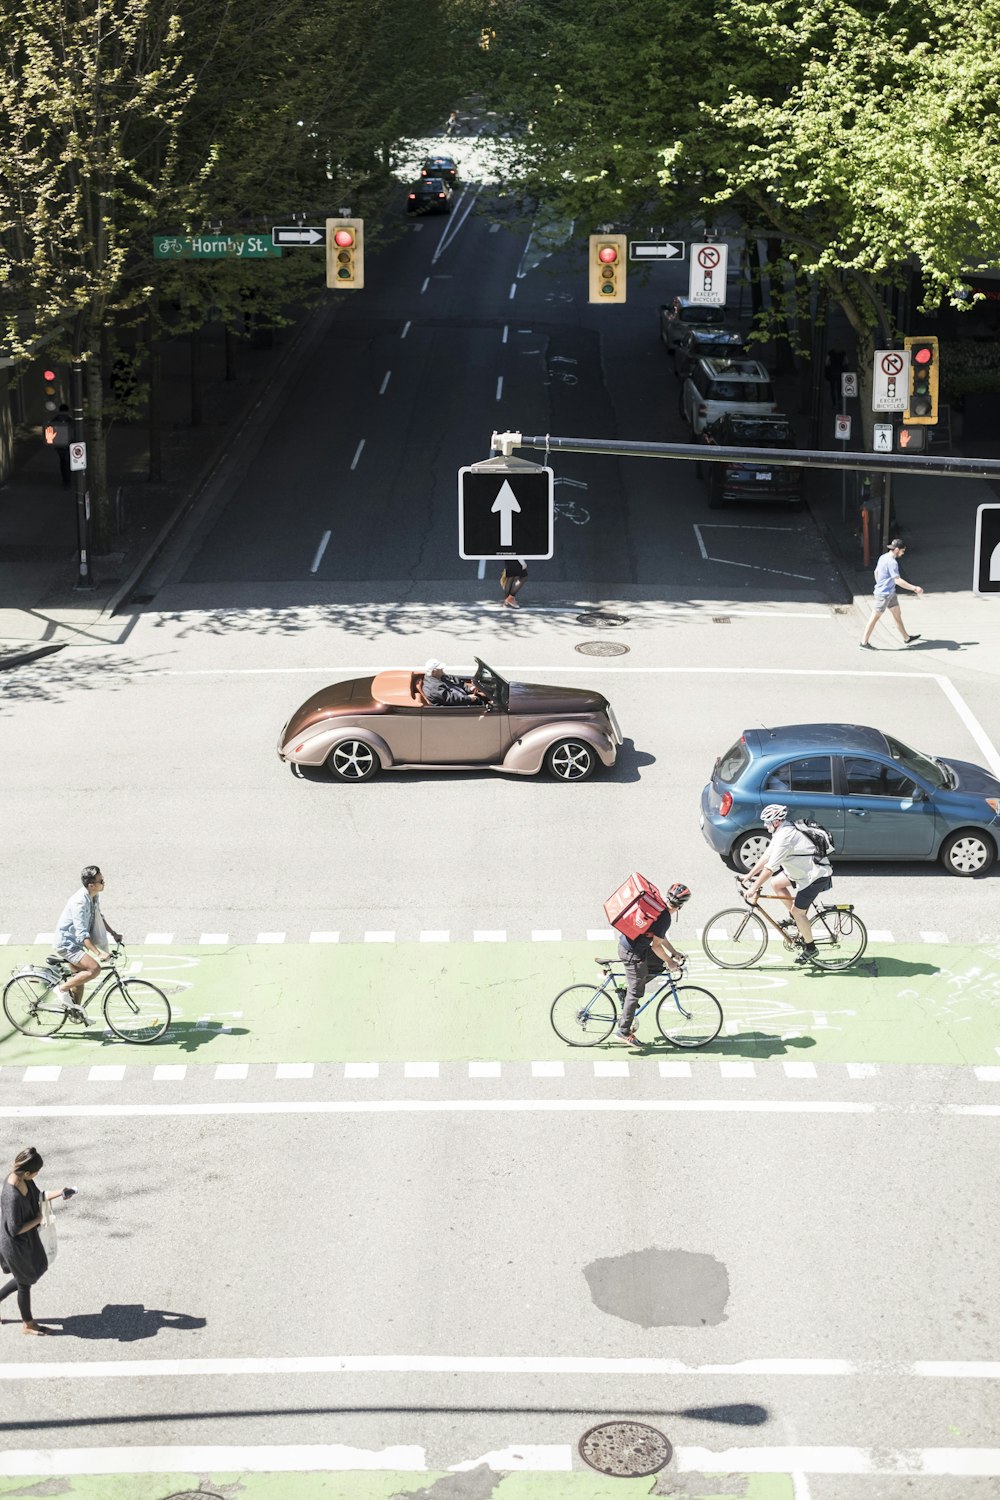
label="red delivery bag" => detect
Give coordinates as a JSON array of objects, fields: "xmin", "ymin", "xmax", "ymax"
[{"xmin": 604, "ymin": 873, "xmax": 666, "ymax": 940}]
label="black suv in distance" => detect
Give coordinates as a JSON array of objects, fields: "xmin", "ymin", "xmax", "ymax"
[
  {"xmin": 421, "ymin": 155, "xmax": 458, "ymax": 185},
  {"xmin": 698, "ymin": 413, "xmax": 803, "ymax": 509}
]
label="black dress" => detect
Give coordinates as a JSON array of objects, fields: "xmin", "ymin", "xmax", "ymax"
[{"xmin": 0, "ymin": 1180, "xmax": 48, "ymax": 1285}]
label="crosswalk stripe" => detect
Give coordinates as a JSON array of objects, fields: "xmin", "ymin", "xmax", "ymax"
[
  {"xmin": 404, "ymin": 1062, "xmax": 439, "ymax": 1079},
  {"xmin": 344, "ymin": 1063, "xmax": 379, "ymax": 1079},
  {"xmin": 783, "ymin": 1061, "xmax": 817, "ymax": 1079},
  {"xmin": 153, "ymin": 1065, "xmax": 186, "ymax": 1081},
  {"xmin": 531, "ymin": 1061, "xmax": 564, "ymax": 1078},
  {"xmin": 364, "ymin": 931, "xmax": 395, "ymax": 943},
  {"xmin": 256, "ymin": 932, "xmax": 286, "ymax": 944},
  {"xmin": 309, "ymin": 932, "xmax": 340, "ymax": 943},
  {"xmin": 468, "ymin": 1061, "xmax": 502, "ymax": 1078},
  {"xmin": 720, "ymin": 1060, "xmax": 756, "ymax": 1079},
  {"xmin": 276, "ymin": 1063, "xmax": 314, "ymax": 1079},
  {"xmin": 215, "ymin": 1063, "xmax": 249, "ymax": 1080},
  {"xmin": 88, "ymin": 1065, "xmax": 125, "ymax": 1082}
]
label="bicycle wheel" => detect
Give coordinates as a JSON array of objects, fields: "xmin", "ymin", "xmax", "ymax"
[
  {"xmin": 808, "ymin": 907, "xmax": 868, "ymax": 970},
  {"xmin": 2, "ymin": 973, "xmax": 67, "ymax": 1038},
  {"xmin": 103, "ymin": 979, "xmax": 171, "ymax": 1042},
  {"xmin": 701, "ymin": 908, "xmax": 769, "ymax": 968},
  {"xmin": 550, "ymin": 984, "xmax": 618, "ymax": 1046},
  {"xmin": 656, "ymin": 984, "xmax": 724, "ymax": 1049}
]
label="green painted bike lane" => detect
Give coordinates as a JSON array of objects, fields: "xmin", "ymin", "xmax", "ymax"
[
  {"xmin": 2, "ymin": 941, "xmax": 999, "ymax": 1069},
  {"xmin": 0, "ymin": 1470, "xmax": 792, "ymax": 1499}
]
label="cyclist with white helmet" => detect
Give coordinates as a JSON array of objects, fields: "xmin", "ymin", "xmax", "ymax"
[
  {"xmin": 614, "ymin": 882, "xmax": 692, "ymax": 1045},
  {"xmin": 742, "ymin": 805, "xmax": 832, "ymax": 966}
]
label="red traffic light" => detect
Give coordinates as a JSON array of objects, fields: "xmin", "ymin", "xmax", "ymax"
[
  {"xmin": 333, "ymin": 228, "xmax": 355, "ymax": 248},
  {"xmin": 598, "ymin": 245, "xmax": 618, "ymax": 264},
  {"xmin": 912, "ymin": 344, "xmax": 934, "ymax": 366},
  {"xmin": 43, "ymin": 369, "xmax": 56, "ymax": 382}
]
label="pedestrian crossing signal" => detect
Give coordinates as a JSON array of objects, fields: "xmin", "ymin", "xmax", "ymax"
[
  {"xmin": 588, "ymin": 234, "xmax": 627, "ymax": 304},
  {"xmin": 903, "ymin": 335, "xmax": 938, "ymax": 425},
  {"xmin": 326, "ymin": 218, "xmax": 364, "ymax": 289},
  {"xmin": 896, "ymin": 426, "xmax": 926, "ymax": 452}
]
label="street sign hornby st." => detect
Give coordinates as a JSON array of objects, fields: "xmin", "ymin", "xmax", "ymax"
[
  {"xmin": 872, "ymin": 349, "xmax": 909, "ymax": 412},
  {"xmin": 458, "ymin": 458, "xmax": 554, "ymax": 560},
  {"xmin": 687, "ymin": 242, "xmax": 727, "ymax": 305},
  {"xmin": 973, "ymin": 503, "xmax": 1000, "ymax": 596}
]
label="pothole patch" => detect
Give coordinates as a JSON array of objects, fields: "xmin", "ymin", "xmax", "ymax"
[
  {"xmin": 584, "ymin": 1246, "xmax": 730, "ymax": 1327},
  {"xmin": 579, "ymin": 1420, "xmax": 673, "ymax": 1477}
]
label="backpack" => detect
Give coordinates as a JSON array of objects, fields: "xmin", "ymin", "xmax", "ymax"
[{"xmin": 793, "ymin": 818, "xmax": 835, "ymax": 860}]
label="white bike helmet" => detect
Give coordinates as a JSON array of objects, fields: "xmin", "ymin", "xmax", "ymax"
[{"xmin": 761, "ymin": 804, "xmax": 788, "ymax": 827}]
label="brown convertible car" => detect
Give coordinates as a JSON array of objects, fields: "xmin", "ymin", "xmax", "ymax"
[{"xmin": 277, "ymin": 657, "xmax": 622, "ymax": 782}]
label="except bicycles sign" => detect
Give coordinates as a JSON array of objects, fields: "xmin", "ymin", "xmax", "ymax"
[
  {"xmin": 688, "ymin": 242, "xmax": 727, "ymax": 306},
  {"xmin": 153, "ymin": 234, "xmax": 282, "ymax": 260},
  {"xmin": 872, "ymin": 349, "xmax": 909, "ymax": 412}
]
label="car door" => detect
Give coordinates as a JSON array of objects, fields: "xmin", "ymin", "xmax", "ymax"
[
  {"xmin": 839, "ymin": 755, "xmax": 937, "ymax": 857},
  {"xmin": 759, "ymin": 755, "xmax": 845, "ymax": 848},
  {"xmin": 420, "ymin": 703, "xmax": 505, "ymax": 765}
]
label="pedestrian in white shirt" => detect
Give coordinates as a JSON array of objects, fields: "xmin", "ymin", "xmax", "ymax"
[{"xmin": 860, "ymin": 539, "xmax": 924, "ymax": 648}]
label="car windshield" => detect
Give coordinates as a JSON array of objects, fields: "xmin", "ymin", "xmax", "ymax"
[
  {"xmin": 684, "ymin": 304, "xmax": 724, "ymax": 323},
  {"xmin": 725, "ymin": 420, "xmax": 793, "ymax": 445},
  {"xmin": 883, "ymin": 733, "xmax": 951, "ymax": 789},
  {"xmin": 472, "ymin": 657, "xmax": 509, "ymax": 710},
  {"xmin": 709, "ymin": 381, "xmax": 772, "ymax": 402},
  {"xmin": 716, "ymin": 737, "xmax": 750, "ymax": 784}
]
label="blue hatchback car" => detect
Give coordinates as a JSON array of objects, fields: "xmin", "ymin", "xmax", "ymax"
[{"xmin": 700, "ymin": 724, "xmax": 1000, "ymax": 877}]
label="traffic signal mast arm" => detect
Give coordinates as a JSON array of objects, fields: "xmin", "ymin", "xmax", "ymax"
[{"xmin": 488, "ymin": 429, "xmax": 1000, "ymax": 482}]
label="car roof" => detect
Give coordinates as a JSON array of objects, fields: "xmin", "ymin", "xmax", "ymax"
[
  {"xmin": 699, "ymin": 357, "xmax": 770, "ymax": 380},
  {"xmin": 424, "ymin": 155, "xmax": 455, "ymax": 165},
  {"xmin": 745, "ymin": 724, "xmax": 890, "ymax": 757}
]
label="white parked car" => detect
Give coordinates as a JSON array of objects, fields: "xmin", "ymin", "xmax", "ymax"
[{"xmin": 680, "ymin": 357, "xmax": 777, "ymax": 436}]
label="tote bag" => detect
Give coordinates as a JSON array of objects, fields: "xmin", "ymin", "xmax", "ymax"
[{"xmin": 38, "ymin": 1196, "xmax": 58, "ymax": 1264}]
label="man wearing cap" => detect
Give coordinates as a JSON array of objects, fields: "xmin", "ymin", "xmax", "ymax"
[
  {"xmin": 422, "ymin": 659, "xmax": 481, "ymax": 706},
  {"xmin": 860, "ymin": 539, "xmax": 924, "ymax": 649}
]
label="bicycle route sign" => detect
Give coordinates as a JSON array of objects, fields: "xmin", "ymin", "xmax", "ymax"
[
  {"xmin": 153, "ymin": 234, "xmax": 282, "ymax": 260},
  {"xmin": 458, "ymin": 459, "xmax": 554, "ymax": 560}
]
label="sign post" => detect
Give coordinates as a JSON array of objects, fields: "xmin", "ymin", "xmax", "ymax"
[
  {"xmin": 973, "ymin": 504, "xmax": 1000, "ymax": 596},
  {"xmin": 458, "ymin": 457, "xmax": 554, "ymax": 560}
]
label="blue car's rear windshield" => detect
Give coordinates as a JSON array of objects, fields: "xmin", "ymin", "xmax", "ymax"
[{"xmin": 717, "ymin": 737, "xmax": 751, "ymax": 785}]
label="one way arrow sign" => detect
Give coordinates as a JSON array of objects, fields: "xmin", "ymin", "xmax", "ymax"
[
  {"xmin": 271, "ymin": 226, "xmax": 325, "ymax": 246},
  {"xmin": 459, "ymin": 459, "xmax": 554, "ymax": 559}
]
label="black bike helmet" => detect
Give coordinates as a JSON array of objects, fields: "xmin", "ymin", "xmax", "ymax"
[{"xmin": 667, "ymin": 882, "xmax": 692, "ymax": 906}]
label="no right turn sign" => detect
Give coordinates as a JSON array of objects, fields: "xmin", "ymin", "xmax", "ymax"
[{"xmin": 973, "ymin": 503, "xmax": 1000, "ymax": 595}]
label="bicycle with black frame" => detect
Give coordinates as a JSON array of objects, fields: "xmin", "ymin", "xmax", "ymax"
[{"xmin": 3, "ymin": 946, "xmax": 171, "ymax": 1043}]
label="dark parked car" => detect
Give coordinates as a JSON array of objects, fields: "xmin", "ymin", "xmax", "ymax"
[
  {"xmin": 698, "ymin": 413, "xmax": 803, "ymax": 509},
  {"xmin": 673, "ymin": 325, "xmax": 746, "ymax": 380},
  {"xmin": 278, "ymin": 657, "xmax": 623, "ymax": 783},
  {"xmin": 659, "ymin": 296, "xmax": 727, "ymax": 353},
  {"xmin": 700, "ymin": 724, "xmax": 1000, "ymax": 876},
  {"xmin": 407, "ymin": 177, "xmax": 453, "ymax": 214},
  {"xmin": 421, "ymin": 155, "xmax": 458, "ymax": 185}
]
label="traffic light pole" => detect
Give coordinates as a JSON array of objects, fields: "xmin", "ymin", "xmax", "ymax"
[
  {"xmin": 70, "ymin": 358, "xmax": 94, "ymax": 590},
  {"xmin": 489, "ymin": 429, "xmax": 1000, "ymax": 484}
]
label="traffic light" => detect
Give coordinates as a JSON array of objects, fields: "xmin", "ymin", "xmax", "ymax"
[
  {"xmin": 42, "ymin": 367, "xmax": 58, "ymax": 415},
  {"xmin": 588, "ymin": 234, "xmax": 627, "ymax": 304},
  {"xmin": 326, "ymin": 218, "xmax": 364, "ymax": 289},
  {"xmin": 896, "ymin": 426, "xmax": 927, "ymax": 453},
  {"xmin": 903, "ymin": 335, "xmax": 939, "ymax": 425}
]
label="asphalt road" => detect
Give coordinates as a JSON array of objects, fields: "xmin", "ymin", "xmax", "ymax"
[{"xmin": 1, "ymin": 160, "xmax": 999, "ymax": 1499}]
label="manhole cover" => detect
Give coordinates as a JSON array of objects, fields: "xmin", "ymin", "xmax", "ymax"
[
  {"xmin": 575, "ymin": 612, "xmax": 630, "ymax": 627},
  {"xmin": 579, "ymin": 1420, "xmax": 672, "ymax": 1477},
  {"xmin": 575, "ymin": 640, "xmax": 630, "ymax": 657}
]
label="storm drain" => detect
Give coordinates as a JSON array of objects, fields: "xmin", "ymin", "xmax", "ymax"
[
  {"xmin": 575, "ymin": 612, "xmax": 630, "ymax": 627},
  {"xmin": 579, "ymin": 1420, "xmax": 673, "ymax": 1478},
  {"xmin": 575, "ymin": 640, "xmax": 630, "ymax": 657}
]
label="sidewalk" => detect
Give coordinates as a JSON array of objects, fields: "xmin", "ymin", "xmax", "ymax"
[{"xmin": 0, "ymin": 314, "xmax": 311, "ymax": 661}]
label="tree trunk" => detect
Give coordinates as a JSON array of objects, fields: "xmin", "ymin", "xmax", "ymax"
[{"xmin": 766, "ymin": 239, "xmax": 795, "ymax": 375}]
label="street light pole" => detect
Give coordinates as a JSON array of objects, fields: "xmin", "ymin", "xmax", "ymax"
[{"xmin": 70, "ymin": 357, "xmax": 94, "ymax": 590}]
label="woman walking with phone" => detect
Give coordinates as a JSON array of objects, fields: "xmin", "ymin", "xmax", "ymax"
[{"xmin": 0, "ymin": 1147, "xmax": 75, "ymax": 1335}]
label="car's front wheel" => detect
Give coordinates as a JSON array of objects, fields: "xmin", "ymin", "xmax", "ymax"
[
  {"xmin": 726, "ymin": 828, "xmax": 770, "ymax": 872},
  {"xmin": 326, "ymin": 739, "xmax": 380, "ymax": 782},
  {"xmin": 545, "ymin": 739, "xmax": 597, "ymax": 782},
  {"xmin": 939, "ymin": 829, "xmax": 995, "ymax": 876}
]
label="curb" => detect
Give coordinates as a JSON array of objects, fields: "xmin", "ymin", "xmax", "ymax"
[{"xmin": 103, "ymin": 307, "xmax": 329, "ymax": 618}]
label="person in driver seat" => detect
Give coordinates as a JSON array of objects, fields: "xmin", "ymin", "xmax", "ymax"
[{"xmin": 422, "ymin": 659, "xmax": 481, "ymax": 705}]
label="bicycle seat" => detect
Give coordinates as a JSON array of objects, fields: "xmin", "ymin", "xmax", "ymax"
[
  {"xmin": 594, "ymin": 956, "xmax": 617, "ymax": 966},
  {"xmin": 45, "ymin": 954, "xmax": 68, "ymax": 968}
]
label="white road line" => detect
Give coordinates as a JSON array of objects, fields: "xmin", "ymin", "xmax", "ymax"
[
  {"xmin": 364, "ymin": 930, "xmax": 395, "ymax": 943},
  {"xmin": 783, "ymin": 1061, "xmax": 817, "ymax": 1079},
  {"xmin": 531, "ymin": 1063, "xmax": 565, "ymax": 1078},
  {"xmin": 256, "ymin": 931, "xmax": 286, "ymax": 944},
  {"xmin": 33, "ymin": 932, "xmax": 54, "ymax": 944},
  {"xmin": 594, "ymin": 1060, "xmax": 629, "ymax": 1078},
  {"xmin": 350, "ymin": 439, "xmax": 365, "ymax": 470},
  {"xmin": 1, "ymin": 1354, "xmax": 998, "ymax": 1382},
  {"xmin": 309, "ymin": 530, "xmax": 331, "ymax": 574},
  {"xmin": 344, "ymin": 1063, "xmax": 378, "ymax": 1079},
  {"xmin": 0, "ymin": 1099, "xmax": 889, "ymax": 1121},
  {"xmin": 23, "ymin": 1066, "xmax": 60, "ymax": 1083},
  {"xmin": 469, "ymin": 1061, "xmax": 501, "ymax": 1078},
  {"xmin": 531, "ymin": 930, "xmax": 562, "ymax": 941},
  {"xmin": 477, "ymin": 557, "xmax": 486, "ymax": 580},
  {"xmin": 0, "ymin": 935, "xmax": 8, "ymax": 944},
  {"xmin": 421, "ymin": 276, "xmax": 430, "ymax": 294},
  {"xmin": 379, "ymin": 370, "xmax": 391, "ymax": 395},
  {"xmin": 153, "ymin": 1065, "xmax": 186, "ymax": 1081},
  {"xmin": 974, "ymin": 1066, "xmax": 1000, "ymax": 1081},
  {"xmin": 276, "ymin": 1063, "xmax": 314, "ymax": 1080},
  {"xmin": 419, "ymin": 930, "xmax": 450, "ymax": 942},
  {"xmin": 405, "ymin": 1062, "xmax": 439, "ymax": 1079},
  {"xmin": 502, "ymin": 324, "xmax": 508, "ymax": 343},
  {"xmin": 199, "ymin": 933, "xmax": 228, "ymax": 945},
  {"xmin": 720, "ymin": 1060, "xmax": 755, "ymax": 1079},
  {"xmin": 88, "ymin": 1065, "xmax": 125, "ymax": 1082},
  {"xmin": 934, "ymin": 673, "xmax": 1000, "ymax": 777},
  {"xmin": 509, "ymin": 282, "xmax": 516, "ymax": 299},
  {"xmin": 496, "ymin": 375, "xmax": 503, "ymax": 400},
  {"xmin": 921, "ymin": 931, "xmax": 948, "ymax": 943},
  {"xmin": 867, "ymin": 929, "xmax": 895, "ymax": 942},
  {"xmin": 474, "ymin": 929, "xmax": 506, "ymax": 941},
  {"xmin": 400, "ymin": 321, "xmax": 411, "ymax": 338},
  {"xmin": 215, "ymin": 1063, "xmax": 248, "ymax": 1081},
  {"xmin": 659, "ymin": 1060, "xmax": 692, "ymax": 1078},
  {"xmin": 1, "ymin": 1443, "xmax": 997, "ymax": 1479},
  {"xmin": 309, "ymin": 931, "xmax": 340, "ymax": 943},
  {"xmin": 846, "ymin": 1063, "xmax": 878, "ymax": 1079},
  {"xmin": 144, "ymin": 931, "xmax": 173, "ymax": 944}
]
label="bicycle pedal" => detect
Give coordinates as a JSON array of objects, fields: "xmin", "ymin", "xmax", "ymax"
[{"xmin": 66, "ymin": 1006, "xmax": 91, "ymax": 1027}]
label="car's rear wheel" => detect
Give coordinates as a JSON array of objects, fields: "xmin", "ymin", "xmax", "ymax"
[
  {"xmin": 939, "ymin": 829, "xmax": 995, "ymax": 876},
  {"xmin": 726, "ymin": 828, "xmax": 769, "ymax": 872},
  {"xmin": 326, "ymin": 739, "xmax": 380, "ymax": 782},
  {"xmin": 545, "ymin": 739, "xmax": 597, "ymax": 782}
]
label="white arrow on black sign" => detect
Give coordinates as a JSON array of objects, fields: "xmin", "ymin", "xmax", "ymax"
[
  {"xmin": 458, "ymin": 461, "xmax": 554, "ymax": 560},
  {"xmin": 271, "ymin": 226, "xmax": 325, "ymax": 246}
]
